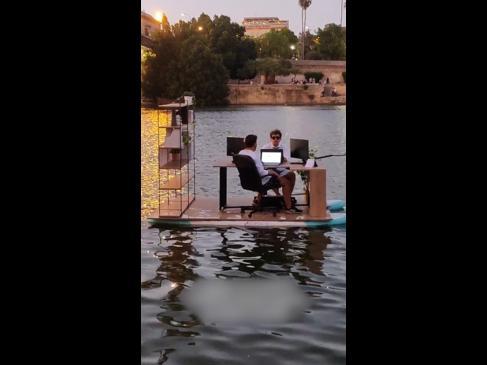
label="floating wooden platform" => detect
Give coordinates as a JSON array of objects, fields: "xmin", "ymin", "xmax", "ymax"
[{"xmin": 148, "ymin": 197, "xmax": 346, "ymax": 228}]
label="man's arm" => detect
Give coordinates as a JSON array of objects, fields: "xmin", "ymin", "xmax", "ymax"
[
  {"xmin": 253, "ymin": 154, "xmax": 270, "ymax": 177},
  {"xmin": 282, "ymin": 144, "xmax": 290, "ymax": 162}
]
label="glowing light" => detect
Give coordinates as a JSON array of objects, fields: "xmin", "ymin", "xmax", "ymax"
[
  {"xmin": 290, "ymin": 45, "xmax": 296, "ymax": 50},
  {"xmin": 198, "ymin": 26, "xmax": 203, "ymax": 31},
  {"xmin": 154, "ymin": 11, "xmax": 163, "ymax": 22},
  {"xmin": 171, "ymin": 282, "xmax": 178, "ymax": 288}
]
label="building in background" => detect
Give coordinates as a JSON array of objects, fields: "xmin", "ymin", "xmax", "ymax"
[
  {"xmin": 141, "ymin": 11, "xmax": 157, "ymax": 57},
  {"xmin": 141, "ymin": 11, "xmax": 160, "ymax": 38},
  {"xmin": 242, "ymin": 17, "xmax": 289, "ymax": 37},
  {"xmin": 141, "ymin": 11, "xmax": 159, "ymax": 99}
]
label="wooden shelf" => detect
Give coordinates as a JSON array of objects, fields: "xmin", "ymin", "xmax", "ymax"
[
  {"xmin": 158, "ymin": 102, "xmax": 190, "ymax": 109},
  {"xmin": 159, "ymin": 125, "xmax": 182, "ymax": 129},
  {"xmin": 157, "ymin": 102, "xmax": 196, "ymax": 215},
  {"xmin": 159, "ymin": 159, "xmax": 189, "ymax": 170},
  {"xmin": 158, "ymin": 124, "xmax": 195, "ymax": 129},
  {"xmin": 158, "ymin": 196, "xmax": 195, "ymax": 217},
  {"xmin": 160, "ymin": 173, "xmax": 194, "ymax": 190}
]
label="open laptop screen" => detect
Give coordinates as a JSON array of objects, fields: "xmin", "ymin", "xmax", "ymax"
[{"xmin": 261, "ymin": 149, "xmax": 283, "ymax": 164}]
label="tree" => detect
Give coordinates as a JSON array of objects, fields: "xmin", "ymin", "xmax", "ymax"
[
  {"xmin": 298, "ymin": 0, "xmax": 312, "ymax": 60},
  {"xmin": 250, "ymin": 58, "xmax": 295, "ymax": 84},
  {"xmin": 141, "ymin": 28, "xmax": 179, "ymax": 99},
  {"xmin": 234, "ymin": 37, "xmax": 257, "ymax": 79},
  {"xmin": 175, "ymin": 37, "xmax": 230, "ymax": 106},
  {"xmin": 208, "ymin": 15, "xmax": 256, "ymax": 79},
  {"xmin": 315, "ymin": 24, "xmax": 346, "ymax": 60},
  {"xmin": 141, "ymin": 12, "xmax": 258, "ymax": 103},
  {"xmin": 300, "ymin": 30, "xmax": 318, "ymax": 59},
  {"xmin": 257, "ymin": 29, "xmax": 299, "ymax": 59},
  {"xmin": 141, "ymin": 23, "xmax": 230, "ymax": 105},
  {"xmin": 161, "ymin": 14, "xmax": 171, "ymax": 33},
  {"xmin": 172, "ymin": 20, "xmax": 194, "ymax": 41}
]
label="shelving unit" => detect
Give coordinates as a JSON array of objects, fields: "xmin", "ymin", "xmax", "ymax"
[{"xmin": 157, "ymin": 99, "xmax": 196, "ymax": 217}]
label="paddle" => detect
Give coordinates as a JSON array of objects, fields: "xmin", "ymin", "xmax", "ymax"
[
  {"xmin": 313, "ymin": 153, "xmax": 346, "ymax": 167},
  {"xmin": 315, "ymin": 153, "xmax": 346, "ymax": 160}
]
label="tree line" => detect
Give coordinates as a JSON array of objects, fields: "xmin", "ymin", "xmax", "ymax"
[{"xmin": 141, "ymin": 13, "xmax": 345, "ymax": 106}]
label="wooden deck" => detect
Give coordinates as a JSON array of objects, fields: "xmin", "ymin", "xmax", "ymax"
[{"xmin": 147, "ymin": 196, "xmax": 344, "ymax": 228}]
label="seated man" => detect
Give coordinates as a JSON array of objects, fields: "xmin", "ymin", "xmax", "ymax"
[
  {"xmin": 239, "ymin": 134, "xmax": 299, "ymax": 213},
  {"xmin": 261, "ymin": 129, "xmax": 297, "ymax": 201}
]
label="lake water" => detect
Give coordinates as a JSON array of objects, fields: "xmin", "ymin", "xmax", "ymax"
[{"xmin": 141, "ymin": 106, "xmax": 346, "ymax": 364}]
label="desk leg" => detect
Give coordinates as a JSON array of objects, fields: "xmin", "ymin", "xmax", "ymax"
[
  {"xmin": 309, "ymin": 169, "xmax": 326, "ymax": 217},
  {"xmin": 219, "ymin": 167, "xmax": 227, "ymax": 210}
]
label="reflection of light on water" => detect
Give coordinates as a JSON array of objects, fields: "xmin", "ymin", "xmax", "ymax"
[
  {"xmin": 141, "ymin": 109, "xmax": 170, "ymax": 219},
  {"xmin": 142, "ymin": 109, "xmax": 195, "ymax": 217}
]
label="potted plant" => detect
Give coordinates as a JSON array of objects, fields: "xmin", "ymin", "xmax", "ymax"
[
  {"xmin": 297, "ymin": 147, "xmax": 318, "ymax": 204},
  {"xmin": 182, "ymin": 131, "xmax": 192, "ymax": 160}
]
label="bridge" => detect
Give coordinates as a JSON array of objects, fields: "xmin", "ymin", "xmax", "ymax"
[{"xmin": 141, "ymin": 35, "xmax": 154, "ymax": 49}]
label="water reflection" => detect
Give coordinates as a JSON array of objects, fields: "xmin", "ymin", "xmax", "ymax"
[
  {"xmin": 213, "ymin": 228, "xmax": 330, "ymax": 283},
  {"xmin": 141, "ymin": 226, "xmax": 344, "ymax": 364}
]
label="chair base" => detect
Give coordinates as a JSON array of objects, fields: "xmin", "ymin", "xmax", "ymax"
[{"xmin": 238, "ymin": 195, "xmax": 285, "ymax": 218}]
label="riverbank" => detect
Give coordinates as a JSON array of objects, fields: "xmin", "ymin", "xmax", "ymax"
[
  {"xmin": 141, "ymin": 83, "xmax": 346, "ymax": 108},
  {"xmin": 227, "ymin": 83, "xmax": 346, "ymax": 105}
]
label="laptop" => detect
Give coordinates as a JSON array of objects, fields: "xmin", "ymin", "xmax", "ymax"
[{"xmin": 260, "ymin": 149, "xmax": 283, "ymax": 168}]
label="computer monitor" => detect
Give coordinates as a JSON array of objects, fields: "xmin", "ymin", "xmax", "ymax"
[
  {"xmin": 227, "ymin": 137, "xmax": 245, "ymax": 156},
  {"xmin": 290, "ymin": 138, "xmax": 309, "ymax": 162}
]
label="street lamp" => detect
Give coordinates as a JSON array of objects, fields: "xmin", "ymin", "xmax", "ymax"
[
  {"xmin": 198, "ymin": 26, "xmax": 203, "ymax": 31},
  {"xmin": 290, "ymin": 44, "xmax": 296, "ymax": 60}
]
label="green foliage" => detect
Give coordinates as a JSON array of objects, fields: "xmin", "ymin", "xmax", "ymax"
[
  {"xmin": 298, "ymin": 0, "xmax": 312, "ymax": 10},
  {"xmin": 256, "ymin": 29, "xmax": 299, "ymax": 59},
  {"xmin": 305, "ymin": 50, "xmax": 321, "ymax": 60},
  {"xmin": 315, "ymin": 24, "xmax": 346, "ymax": 60},
  {"xmin": 141, "ymin": 31, "xmax": 179, "ymax": 99},
  {"xmin": 176, "ymin": 37, "xmax": 230, "ymax": 106},
  {"xmin": 236, "ymin": 61, "xmax": 257, "ymax": 80},
  {"xmin": 141, "ymin": 15, "xmax": 233, "ymax": 105},
  {"xmin": 298, "ymin": 30, "xmax": 317, "ymax": 59},
  {"xmin": 250, "ymin": 58, "xmax": 294, "ymax": 83},
  {"xmin": 304, "ymin": 72, "xmax": 324, "ymax": 81},
  {"xmin": 208, "ymin": 15, "xmax": 257, "ymax": 79}
]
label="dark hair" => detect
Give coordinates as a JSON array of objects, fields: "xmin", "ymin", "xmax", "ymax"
[
  {"xmin": 244, "ymin": 134, "xmax": 257, "ymax": 147},
  {"xmin": 270, "ymin": 129, "xmax": 282, "ymax": 138}
]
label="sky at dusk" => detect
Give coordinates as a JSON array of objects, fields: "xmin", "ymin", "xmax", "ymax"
[{"xmin": 141, "ymin": 0, "xmax": 346, "ymax": 35}]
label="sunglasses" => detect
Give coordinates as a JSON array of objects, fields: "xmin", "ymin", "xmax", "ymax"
[{"xmin": 271, "ymin": 136, "xmax": 281, "ymax": 140}]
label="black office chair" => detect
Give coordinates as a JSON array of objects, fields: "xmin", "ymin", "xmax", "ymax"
[{"xmin": 233, "ymin": 154, "xmax": 284, "ymax": 217}]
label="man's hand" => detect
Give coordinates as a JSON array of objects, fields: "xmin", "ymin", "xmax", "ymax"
[{"xmin": 269, "ymin": 170, "xmax": 279, "ymax": 177}]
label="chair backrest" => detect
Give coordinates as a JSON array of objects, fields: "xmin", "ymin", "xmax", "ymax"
[{"xmin": 233, "ymin": 154, "xmax": 264, "ymax": 193}]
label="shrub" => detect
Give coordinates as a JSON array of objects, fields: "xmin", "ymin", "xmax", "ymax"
[{"xmin": 304, "ymin": 72, "xmax": 324, "ymax": 82}]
